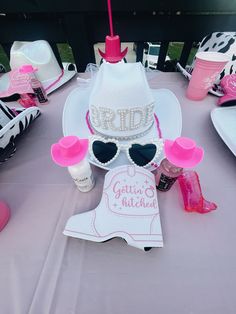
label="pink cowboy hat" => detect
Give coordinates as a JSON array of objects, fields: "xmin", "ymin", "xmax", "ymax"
[
  {"xmin": 0, "ymin": 201, "xmax": 10, "ymax": 232},
  {"xmin": 218, "ymin": 74, "xmax": 236, "ymax": 106},
  {"xmin": 51, "ymin": 136, "xmax": 89, "ymax": 167},
  {"xmin": 164, "ymin": 137, "xmax": 204, "ymax": 168},
  {"xmin": 98, "ymin": 35, "xmax": 128, "ymax": 63}
]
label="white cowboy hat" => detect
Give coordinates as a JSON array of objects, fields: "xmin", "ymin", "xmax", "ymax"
[
  {"xmin": 0, "ymin": 40, "xmax": 76, "ymax": 97},
  {"xmin": 63, "ymin": 62, "xmax": 182, "ymax": 170},
  {"xmin": 0, "ymin": 100, "xmax": 40, "ymax": 163}
]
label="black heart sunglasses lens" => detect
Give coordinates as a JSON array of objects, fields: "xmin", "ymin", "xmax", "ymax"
[
  {"xmin": 129, "ymin": 144, "xmax": 157, "ymax": 167},
  {"xmin": 92, "ymin": 140, "xmax": 118, "ymax": 164}
]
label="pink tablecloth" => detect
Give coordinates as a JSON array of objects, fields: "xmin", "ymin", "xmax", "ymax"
[{"xmin": 0, "ymin": 72, "xmax": 236, "ymax": 314}]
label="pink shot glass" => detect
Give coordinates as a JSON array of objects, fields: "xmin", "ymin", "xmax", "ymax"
[
  {"xmin": 186, "ymin": 51, "xmax": 229, "ymax": 101},
  {"xmin": 178, "ymin": 171, "xmax": 217, "ymax": 214}
]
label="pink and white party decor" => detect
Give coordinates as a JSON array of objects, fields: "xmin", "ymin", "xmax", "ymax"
[
  {"xmin": 64, "ymin": 165, "xmax": 163, "ymax": 251},
  {"xmin": 0, "ymin": 68, "xmax": 33, "ymax": 98}
]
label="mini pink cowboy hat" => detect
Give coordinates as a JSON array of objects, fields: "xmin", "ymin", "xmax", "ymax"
[
  {"xmin": 164, "ymin": 137, "xmax": 204, "ymax": 168},
  {"xmin": 51, "ymin": 136, "xmax": 89, "ymax": 167},
  {"xmin": 0, "ymin": 201, "xmax": 10, "ymax": 232},
  {"xmin": 98, "ymin": 35, "xmax": 128, "ymax": 63},
  {"xmin": 218, "ymin": 74, "xmax": 236, "ymax": 106}
]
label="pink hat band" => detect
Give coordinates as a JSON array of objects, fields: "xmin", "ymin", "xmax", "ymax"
[
  {"xmin": 51, "ymin": 136, "xmax": 89, "ymax": 167},
  {"xmin": 164, "ymin": 137, "xmax": 204, "ymax": 168}
]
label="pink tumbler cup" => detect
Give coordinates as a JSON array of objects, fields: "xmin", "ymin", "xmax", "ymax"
[{"xmin": 186, "ymin": 51, "xmax": 229, "ymax": 100}]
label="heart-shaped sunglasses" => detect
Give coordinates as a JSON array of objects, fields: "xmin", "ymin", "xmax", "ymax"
[{"xmin": 89, "ymin": 135, "xmax": 164, "ymax": 167}]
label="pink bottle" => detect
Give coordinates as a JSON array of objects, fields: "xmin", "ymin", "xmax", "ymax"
[
  {"xmin": 156, "ymin": 137, "xmax": 204, "ymax": 192},
  {"xmin": 19, "ymin": 65, "xmax": 48, "ymax": 104},
  {"xmin": 178, "ymin": 171, "xmax": 217, "ymax": 213},
  {"xmin": 51, "ymin": 136, "xmax": 95, "ymax": 192},
  {"xmin": 156, "ymin": 158, "xmax": 183, "ymax": 191}
]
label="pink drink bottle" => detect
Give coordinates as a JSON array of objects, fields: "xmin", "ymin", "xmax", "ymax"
[
  {"xmin": 30, "ymin": 77, "xmax": 48, "ymax": 104},
  {"xmin": 19, "ymin": 65, "xmax": 48, "ymax": 104},
  {"xmin": 156, "ymin": 158, "xmax": 183, "ymax": 191}
]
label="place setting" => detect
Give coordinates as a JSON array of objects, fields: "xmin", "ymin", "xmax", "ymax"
[
  {"xmin": 1, "ymin": 0, "xmax": 234, "ymax": 250},
  {"xmin": 0, "ymin": 0, "xmax": 234, "ymax": 265},
  {"xmin": 2, "ymin": 1, "xmax": 236, "ymax": 313}
]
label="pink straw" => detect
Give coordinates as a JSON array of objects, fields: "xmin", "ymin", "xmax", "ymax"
[{"xmin": 107, "ymin": 0, "xmax": 114, "ymax": 36}]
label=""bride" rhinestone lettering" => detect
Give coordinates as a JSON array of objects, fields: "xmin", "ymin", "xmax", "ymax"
[{"xmin": 90, "ymin": 103, "xmax": 154, "ymax": 132}]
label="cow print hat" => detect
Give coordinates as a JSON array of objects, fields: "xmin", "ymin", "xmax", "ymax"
[
  {"xmin": 178, "ymin": 32, "xmax": 236, "ymax": 96},
  {"xmin": 0, "ymin": 100, "xmax": 41, "ymax": 163}
]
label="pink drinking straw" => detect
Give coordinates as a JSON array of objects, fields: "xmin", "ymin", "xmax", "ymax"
[
  {"xmin": 107, "ymin": 0, "xmax": 114, "ymax": 37},
  {"xmin": 98, "ymin": 0, "xmax": 128, "ymax": 62}
]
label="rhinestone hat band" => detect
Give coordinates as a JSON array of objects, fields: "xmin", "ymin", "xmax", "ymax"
[
  {"xmin": 86, "ymin": 111, "xmax": 162, "ymax": 140},
  {"xmin": 91, "ymin": 119, "xmax": 154, "ymax": 141},
  {"xmin": 90, "ymin": 103, "xmax": 154, "ymax": 132}
]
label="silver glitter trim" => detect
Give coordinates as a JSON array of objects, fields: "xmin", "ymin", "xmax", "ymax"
[{"xmin": 89, "ymin": 117, "xmax": 154, "ymax": 140}]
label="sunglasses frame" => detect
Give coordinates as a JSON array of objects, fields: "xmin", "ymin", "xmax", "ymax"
[{"xmin": 89, "ymin": 135, "xmax": 164, "ymax": 167}]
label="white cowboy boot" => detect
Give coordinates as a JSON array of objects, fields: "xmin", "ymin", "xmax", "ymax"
[{"xmin": 64, "ymin": 165, "xmax": 163, "ymax": 250}]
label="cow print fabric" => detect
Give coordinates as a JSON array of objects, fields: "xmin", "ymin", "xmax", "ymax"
[{"xmin": 0, "ymin": 101, "xmax": 41, "ymax": 163}]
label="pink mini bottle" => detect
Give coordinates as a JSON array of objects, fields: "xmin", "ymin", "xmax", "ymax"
[
  {"xmin": 51, "ymin": 136, "xmax": 95, "ymax": 193},
  {"xmin": 30, "ymin": 77, "xmax": 48, "ymax": 104},
  {"xmin": 19, "ymin": 65, "xmax": 48, "ymax": 104},
  {"xmin": 156, "ymin": 158, "xmax": 183, "ymax": 191},
  {"xmin": 156, "ymin": 137, "xmax": 204, "ymax": 192}
]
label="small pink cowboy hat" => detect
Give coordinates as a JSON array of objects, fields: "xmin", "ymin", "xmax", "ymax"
[
  {"xmin": 164, "ymin": 137, "xmax": 204, "ymax": 168},
  {"xmin": 98, "ymin": 35, "xmax": 128, "ymax": 63},
  {"xmin": 218, "ymin": 74, "xmax": 236, "ymax": 106},
  {"xmin": 51, "ymin": 136, "xmax": 89, "ymax": 167},
  {"xmin": 0, "ymin": 201, "xmax": 10, "ymax": 232}
]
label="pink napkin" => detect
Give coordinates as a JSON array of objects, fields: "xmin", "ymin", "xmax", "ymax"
[{"xmin": 0, "ymin": 68, "xmax": 34, "ymax": 98}]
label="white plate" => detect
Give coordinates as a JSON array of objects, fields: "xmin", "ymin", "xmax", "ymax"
[
  {"xmin": 63, "ymin": 87, "xmax": 182, "ymax": 170},
  {"xmin": 211, "ymin": 107, "xmax": 236, "ymax": 156}
]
